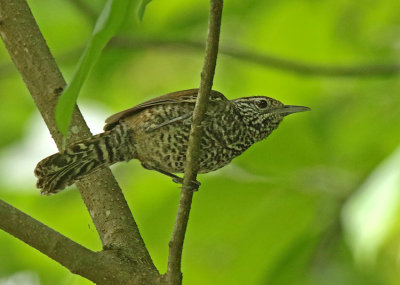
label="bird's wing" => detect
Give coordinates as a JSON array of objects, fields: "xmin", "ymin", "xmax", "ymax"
[{"xmin": 104, "ymin": 88, "xmax": 227, "ymax": 130}]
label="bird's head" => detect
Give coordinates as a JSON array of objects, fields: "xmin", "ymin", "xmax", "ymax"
[{"xmin": 232, "ymin": 96, "xmax": 310, "ymax": 140}]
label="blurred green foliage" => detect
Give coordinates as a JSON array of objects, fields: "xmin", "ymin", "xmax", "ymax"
[{"xmin": 1, "ymin": 0, "xmax": 400, "ymax": 284}]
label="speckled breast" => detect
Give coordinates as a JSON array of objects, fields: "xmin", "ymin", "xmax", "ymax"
[{"xmin": 122, "ymin": 101, "xmax": 253, "ymax": 174}]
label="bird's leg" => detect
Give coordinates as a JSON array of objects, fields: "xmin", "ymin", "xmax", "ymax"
[
  {"xmin": 142, "ymin": 163, "xmax": 201, "ymax": 191},
  {"xmin": 155, "ymin": 168, "xmax": 201, "ymax": 191}
]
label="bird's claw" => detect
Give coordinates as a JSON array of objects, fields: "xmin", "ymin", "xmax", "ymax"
[{"xmin": 172, "ymin": 177, "xmax": 201, "ymax": 191}]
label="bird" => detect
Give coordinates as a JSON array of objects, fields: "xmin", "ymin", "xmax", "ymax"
[{"xmin": 35, "ymin": 88, "xmax": 310, "ymax": 195}]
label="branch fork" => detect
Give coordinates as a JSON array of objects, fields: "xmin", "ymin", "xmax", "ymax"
[{"xmin": 0, "ymin": 0, "xmax": 224, "ymax": 284}]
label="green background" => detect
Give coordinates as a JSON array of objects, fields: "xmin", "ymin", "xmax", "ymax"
[{"xmin": 1, "ymin": 0, "xmax": 400, "ymax": 284}]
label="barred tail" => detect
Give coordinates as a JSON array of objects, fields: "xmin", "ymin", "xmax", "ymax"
[{"xmin": 35, "ymin": 125, "xmax": 134, "ymax": 195}]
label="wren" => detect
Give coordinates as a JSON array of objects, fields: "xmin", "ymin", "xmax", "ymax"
[{"xmin": 35, "ymin": 89, "xmax": 310, "ymax": 195}]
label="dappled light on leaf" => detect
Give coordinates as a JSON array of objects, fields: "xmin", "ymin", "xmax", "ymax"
[{"xmin": 342, "ymin": 146, "xmax": 400, "ymax": 267}]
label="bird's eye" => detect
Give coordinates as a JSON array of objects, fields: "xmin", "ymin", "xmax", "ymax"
[{"xmin": 255, "ymin": 100, "xmax": 268, "ymax": 109}]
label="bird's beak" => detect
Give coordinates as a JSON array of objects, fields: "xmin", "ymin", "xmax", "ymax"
[{"xmin": 269, "ymin": 105, "xmax": 311, "ymax": 115}]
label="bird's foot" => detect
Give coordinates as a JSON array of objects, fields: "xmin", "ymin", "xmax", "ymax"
[
  {"xmin": 149, "ymin": 166, "xmax": 201, "ymax": 191},
  {"xmin": 172, "ymin": 177, "xmax": 201, "ymax": 191}
]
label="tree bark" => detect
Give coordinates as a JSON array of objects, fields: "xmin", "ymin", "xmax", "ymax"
[
  {"xmin": 0, "ymin": 200, "xmax": 152, "ymax": 284},
  {"xmin": 166, "ymin": 0, "xmax": 224, "ymax": 284},
  {"xmin": 0, "ymin": 0, "xmax": 158, "ymax": 283},
  {"xmin": 0, "ymin": 0, "xmax": 224, "ymax": 283}
]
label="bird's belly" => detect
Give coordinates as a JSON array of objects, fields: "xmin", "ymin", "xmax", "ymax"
[
  {"xmin": 133, "ymin": 125, "xmax": 188, "ymax": 173},
  {"xmin": 133, "ymin": 126, "xmax": 239, "ymax": 174}
]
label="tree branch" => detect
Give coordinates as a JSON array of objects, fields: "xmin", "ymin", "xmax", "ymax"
[
  {"xmin": 166, "ymin": 1, "xmax": 224, "ymax": 284},
  {"xmin": 1, "ymin": 36, "xmax": 399, "ymax": 80},
  {"xmin": 0, "ymin": 199, "xmax": 149, "ymax": 284},
  {"xmin": 109, "ymin": 37, "xmax": 400, "ymax": 77},
  {"xmin": 0, "ymin": 0, "xmax": 157, "ymax": 279},
  {"xmin": 0, "ymin": 199, "xmax": 96, "ymax": 274}
]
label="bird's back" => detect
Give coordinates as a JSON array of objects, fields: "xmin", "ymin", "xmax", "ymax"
[{"xmin": 119, "ymin": 94, "xmax": 252, "ymax": 174}]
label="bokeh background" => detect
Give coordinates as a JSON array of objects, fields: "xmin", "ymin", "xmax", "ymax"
[{"xmin": 1, "ymin": 0, "xmax": 400, "ymax": 284}]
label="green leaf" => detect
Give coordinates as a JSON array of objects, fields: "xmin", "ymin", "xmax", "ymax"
[
  {"xmin": 137, "ymin": 0, "xmax": 152, "ymax": 21},
  {"xmin": 55, "ymin": 0, "xmax": 131, "ymax": 136}
]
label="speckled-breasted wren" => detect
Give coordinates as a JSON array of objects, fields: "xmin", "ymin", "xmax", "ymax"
[{"xmin": 35, "ymin": 89, "xmax": 310, "ymax": 195}]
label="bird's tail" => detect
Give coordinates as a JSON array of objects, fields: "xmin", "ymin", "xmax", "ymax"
[{"xmin": 35, "ymin": 125, "xmax": 134, "ymax": 195}]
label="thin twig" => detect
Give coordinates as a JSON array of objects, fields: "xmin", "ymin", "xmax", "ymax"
[
  {"xmin": 166, "ymin": 1, "xmax": 223, "ymax": 284},
  {"xmin": 1, "ymin": 37, "xmax": 399, "ymax": 80},
  {"xmin": 109, "ymin": 37, "xmax": 400, "ymax": 77}
]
